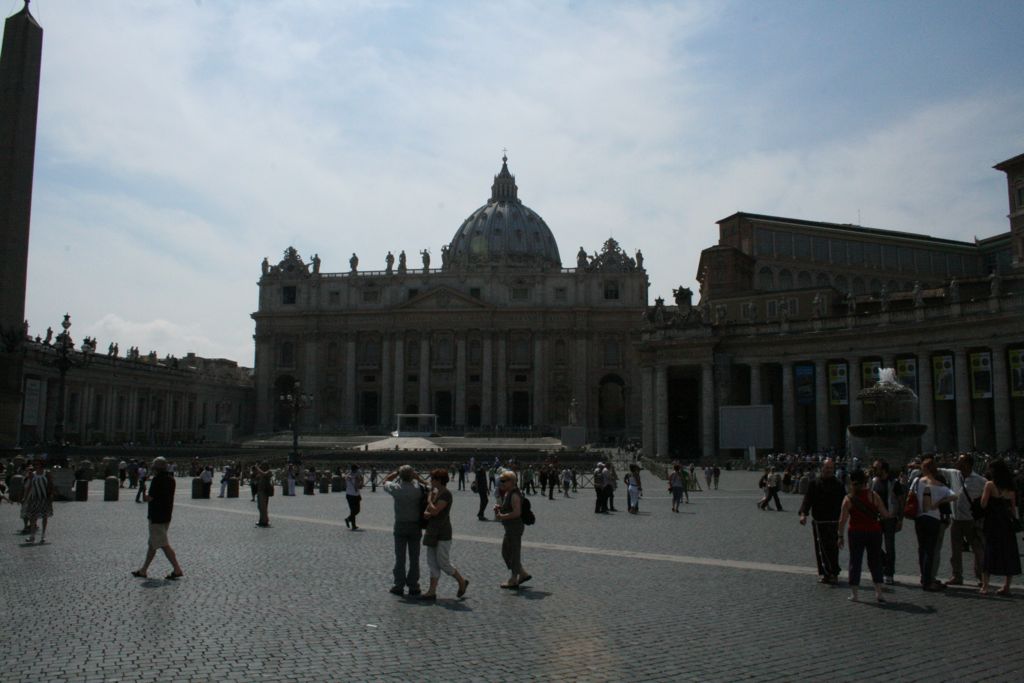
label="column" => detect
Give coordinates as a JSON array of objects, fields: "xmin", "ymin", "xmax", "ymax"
[
  {"xmin": 815, "ymin": 359, "xmax": 829, "ymax": 450},
  {"xmin": 496, "ymin": 335, "xmax": 507, "ymax": 426},
  {"xmin": 848, "ymin": 359, "xmax": 862, "ymax": 426},
  {"xmin": 750, "ymin": 362, "xmax": 761, "ymax": 405},
  {"xmin": 481, "ymin": 334, "xmax": 493, "ymax": 426},
  {"xmin": 701, "ymin": 362, "xmax": 716, "ymax": 459},
  {"xmin": 419, "ymin": 335, "xmax": 431, "ymax": 413},
  {"xmin": 782, "ymin": 361, "xmax": 796, "ymax": 453},
  {"xmin": 392, "ymin": 333, "xmax": 404, "ymax": 420},
  {"xmin": 127, "ymin": 387, "xmax": 137, "ymax": 441},
  {"xmin": 655, "ymin": 364, "xmax": 668, "ymax": 458},
  {"xmin": 917, "ymin": 351, "xmax": 936, "ymax": 452},
  {"xmin": 303, "ymin": 339, "xmax": 318, "ymax": 429},
  {"xmin": 991, "ymin": 345, "xmax": 1011, "ymax": 453},
  {"xmin": 532, "ymin": 334, "xmax": 545, "ymax": 426},
  {"xmin": 455, "ymin": 335, "xmax": 467, "ymax": 426},
  {"xmin": 954, "ymin": 349, "xmax": 972, "ymax": 452},
  {"xmin": 574, "ymin": 336, "xmax": 588, "ymax": 430},
  {"xmin": 380, "ymin": 335, "xmax": 392, "ymax": 430},
  {"xmin": 344, "ymin": 336, "xmax": 356, "ymax": 425},
  {"xmin": 641, "ymin": 366, "xmax": 654, "ymax": 456}
]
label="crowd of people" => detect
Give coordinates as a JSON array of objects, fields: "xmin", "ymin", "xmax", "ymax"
[
  {"xmin": 796, "ymin": 454, "xmax": 1021, "ymax": 601},
  {"xmin": 4, "ymin": 447, "xmax": 1021, "ymax": 604}
]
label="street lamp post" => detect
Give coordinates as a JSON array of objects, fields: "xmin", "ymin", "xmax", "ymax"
[
  {"xmin": 49, "ymin": 314, "xmax": 92, "ymax": 462},
  {"xmin": 279, "ymin": 381, "xmax": 312, "ymax": 464}
]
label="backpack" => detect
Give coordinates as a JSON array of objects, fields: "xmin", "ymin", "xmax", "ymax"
[{"xmin": 520, "ymin": 494, "xmax": 536, "ymax": 526}]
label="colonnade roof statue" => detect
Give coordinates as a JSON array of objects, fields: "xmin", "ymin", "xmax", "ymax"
[{"xmin": 445, "ymin": 155, "xmax": 563, "ymax": 270}]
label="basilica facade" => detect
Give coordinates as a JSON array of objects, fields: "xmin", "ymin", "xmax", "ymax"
[{"xmin": 252, "ymin": 157, "xmax": 647, "ymax": 440}]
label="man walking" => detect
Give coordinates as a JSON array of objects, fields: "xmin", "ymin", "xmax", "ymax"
[
  {"xmin": 474, "ymin": 463, "xmax": 490, "ymax": 520},
  {"xmin": 593, "ymin": 462, "xmax": 607, "ymax": 513},
  {"xmin": 939, "ymin": 454, "xmax": 986, "ymax": 587},
  {"xmin": 255, "ymin": 462, "xmax": 273, "ymax": 528},
  {"xmin": 131, "ymin": 457, "xmax": 184, "ymax": 580},
  {"xmin": 799, "ymin": 459, "xmax": 845, "ymax": 584},
  {"xmin": 383, "ymin": 465, "xmax": 426, "ymax": 596}
]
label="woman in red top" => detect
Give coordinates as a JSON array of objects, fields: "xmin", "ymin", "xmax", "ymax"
[{"xmin": 837, "ymin": 468, "xmax": 891, "ymax": 603}]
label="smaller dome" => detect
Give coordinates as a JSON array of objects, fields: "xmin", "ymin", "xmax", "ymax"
[{"xmin": 446, "ymin": 156, "xmax": 562, "ymax": 269}]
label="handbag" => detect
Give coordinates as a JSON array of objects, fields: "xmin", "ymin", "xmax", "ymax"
[{"xmin": 903, "ymin": 478, "xmax": 919, "ymax": 520}]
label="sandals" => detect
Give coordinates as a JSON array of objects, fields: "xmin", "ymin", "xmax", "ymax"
[
  {"xmin": 165, "ymin": 572, "xmax": 184, "ymax": 581},
  {"xmin": 457, "ymin": 578, "xmax": 469, "ymax": 598},
  {"xmin": 131, "ymin": 570, "xmax": 147, "ymax": 578},
  {"xmin": 996, "ymin": 588, "xmax": 1011, "ymax": 596},
  {"xmin": 500, "ymin": 582, "xmax": 518, "ymax": 589}
]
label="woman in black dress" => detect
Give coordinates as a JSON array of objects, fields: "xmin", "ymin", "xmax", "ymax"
[{"xmin": 980, "ymin": 460, "xmax": 1021, "ymax": 596}]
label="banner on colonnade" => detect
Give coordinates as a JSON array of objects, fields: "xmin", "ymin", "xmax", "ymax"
[
  {"xmin": 828, "ymin": 363, "xmax": 848, "ymax": 405},
  {"xmin": 795, "ymin": 364, "xmax": 815, "ymax": 406},
  {"xmin": 896, "ymin": 358, "xmax": 917, "ymax": 393},
  {"xmin": 970, "ymin": 352, "xmax": 992, "ymax": 399},
  {"xmin": 861, "ymin": 360, "xmax": 880, "ymax": 389},
  {"xmin": 933, "ymin": 355, "xmax": 954, "ymax": 401},
  {"xmin": 1011, "ymin": 349, "xmax": 1024, "ymax": 398}
]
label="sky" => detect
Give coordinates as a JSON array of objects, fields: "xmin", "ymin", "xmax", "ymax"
[{"xmin": 13, "ymin": 0, "xmax": 1024, "ymax": 366}]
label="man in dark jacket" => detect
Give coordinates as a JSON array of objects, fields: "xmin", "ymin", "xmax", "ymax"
[
  {"xmin": 131, "ymin": 457, "xmax": 184, "ymax": 580},
  {"xmin": 799, "ymin": 459, "xmax": 845, "ymax": 584}
]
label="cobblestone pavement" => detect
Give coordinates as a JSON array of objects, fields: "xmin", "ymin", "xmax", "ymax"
[{"xmin": 1, "ymin": 470, "xmax": 1020, "ymax": 682}]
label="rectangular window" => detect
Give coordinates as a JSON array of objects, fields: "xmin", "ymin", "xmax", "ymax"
[
  {"xmin": 514, "ymin": 374, "xmax": 527, "ymax": 383},
  {"xmin": 794, "ymin": 234, "xmax": 811, "ymax": 259},
  {"xmin": 408, "ymin": 289, "xmax": 419, "ymax": 300},
  {"xmin": 812, "ymin": 237, "xmax": 829, "ymax": 262},
  {"xmin": 755, "ymin": 228, "xmax": 773, "ymax": 256},
  {"xmin": 741, "ymin": 302, "xmax": 757, "ymax": 321},
  {"xmin": 848, "ymin": 241, "xmax": 864, "ymax": 265},
  {"xmin": 282, "ymin": 286, "xmax": 297, "ymax": 305},
  {"xmin": 554, "ymin": 287, "xmax": 567, "ymax": 301},
  {"xmin": 407, "ymin": 374, "xmax": 418, "ymax": 382},
  {"xmin": 604, "ymin": 281, "xmax": 620, "ymax": 300},
  {"xmin": 767, "ymin": 300, "xmax": 778, "ymax": 319},
  {"xmin": 511, "ymin": 287, "xmax": 530, "ymax": 301},
  {"xmin": 603, "ymin": 340, "xmax": 621, "ymax": 366},
  {"xmin": 362, "ymin": 289, "xmax": 379, "ymax": 303},
  {"xmin": 830, "ymin": 239, "xmax": 847, "ymax": 265},
  {"xmin": 469, "ymin": 288, "xmax": 481, "ymax": 299},
  {"xmin": 329, "ymin": 291, "xmax": 341, "ymax": 305},
  {"xmin": 883, "ymin": 245, "xmax": 899, "ymax": 270},
  {"xmin": 864, "ymin": 243, "xmax": 880, "ymax": 268},
  {"xmin": 775, "ymin": 231, "xmax": 793, "ymax": 258},
  {"xmin": 363, "ymin": 375, "xmax": 376, "ymax": 382},
  {"xmin": 469, "ymin": 374, "xmax": 480, "ymax": 383}
]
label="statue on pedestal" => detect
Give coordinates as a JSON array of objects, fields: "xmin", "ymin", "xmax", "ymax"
[
  {"xmin": 398, "ymin": 250, "xmax": 407, "ymax": 274},
  {"xmin": 385, "ymin": 251, "xmax": 394, "ymax": 274},
  {"xmin": 568, "ymin": 397, "xmax": 578, "ymax": 426},
  {"xmin": 577, "ymin": 246, "xmax": 588, "ymax": 269},
  {"xmin": 912, "ymin": 281, "xmax": 924, "ymax": 308},
  {"xmin": 349, "ymin": 253, "xmax": 358, "ymax": 274},
  {"xmin": 421, "ymin": 249, "xmax": 430, "ymax": 271},
  {"xmin": 948, "ymin": 277, "xmax": 960, "ymax": 303}
]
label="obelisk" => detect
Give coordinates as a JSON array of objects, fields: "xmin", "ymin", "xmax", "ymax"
[{"xmin": 0, "ymin": 1, "xmax": 43, "ymax": 450}]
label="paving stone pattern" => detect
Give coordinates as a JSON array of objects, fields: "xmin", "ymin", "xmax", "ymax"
[{"xmin": 1, "ymin": 471, "xmax": 1020, "ymax": 682}]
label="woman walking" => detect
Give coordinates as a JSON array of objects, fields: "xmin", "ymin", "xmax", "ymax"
[
  {"xmin": 837, "ymin": 469, "xmax": 889, "ymax": 603},
  {"xmin": 494, "ymin": 471, "xmax": 531, "ymax": 589},
  {"xmin": 20, "ymin": 459, "xmax": 54, "ymax": 544},
  {"xmin": 625, "ymin": 464, "xmax": 643, "ymax": 514},
  {"xmin": 979, "ymin": 460, "xmax": 1021, "ymax": 596},
  {"xmin": 669, "ymin": 464, "xmax": 686, "ymax": 512},
  {"xmin": 419, "ymin": 468, "xmax": 469, "ymax": 600}
]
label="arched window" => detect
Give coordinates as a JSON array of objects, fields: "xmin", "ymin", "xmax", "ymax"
[
  {"xmin": 852, "ymin": 277, "xmax": 866, "ymax": 295},
  {"xmin": 815, "ymin": 273, "xmax": 830, "ymax": 288},
  {"xmin": 758, "ymin": 267, "xmax": 774, "ymax": 290},
  {"xmin": 797, "ymin": 271, "xmax": 812, "ymax": 288},
  {"xmin": 778, "ymin": 269, "xmax": 793, "ymax": 289}
]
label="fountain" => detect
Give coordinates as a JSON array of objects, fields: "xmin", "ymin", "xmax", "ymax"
[{"xmin": 846, "ymin": 368, "xmax": 927, "ymax": 466}]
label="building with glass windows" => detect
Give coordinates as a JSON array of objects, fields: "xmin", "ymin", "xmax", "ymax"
[{"xmin": 637, "ymin": 152, "xmax": 1024, "ymax": 460}]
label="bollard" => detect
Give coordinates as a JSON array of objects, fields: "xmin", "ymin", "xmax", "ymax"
[
  {"xmin": 75, "ymin": 480, "xmax": 89, "ymax": 501},
  {"xmin": 331, "ymin": 475, "xmax": 343, "ymax": 492},
  {"xmin": 8, "ymin": 474, "xmax": 24, "ymax": 503},
  {"xmin": 191, "ymin": 477, "xmax": 204, "ymax": 499},
  {"xmin": 227, "ymin": 477, "xmax": 240, "ymax": 498},
  {"xmin": 104, "ymin": 476, "xmax": 119, "ymax": 501},
  {"xmin": 303, "ymin": 480, "xmax": 315, "ymax": 495},
  {"xmin": 319, "ymin": 478, "xmax": 329, "ymax": 494}
]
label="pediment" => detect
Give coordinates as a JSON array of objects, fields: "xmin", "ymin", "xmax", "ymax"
[{"xmin": 398, "ymin": 286, "xmax": 487, "ymax": 311}]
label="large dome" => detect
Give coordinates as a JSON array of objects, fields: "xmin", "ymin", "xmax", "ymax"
[{"xmin": 446, "ymin": 157, "xmax": 562, "ymax": 269}]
